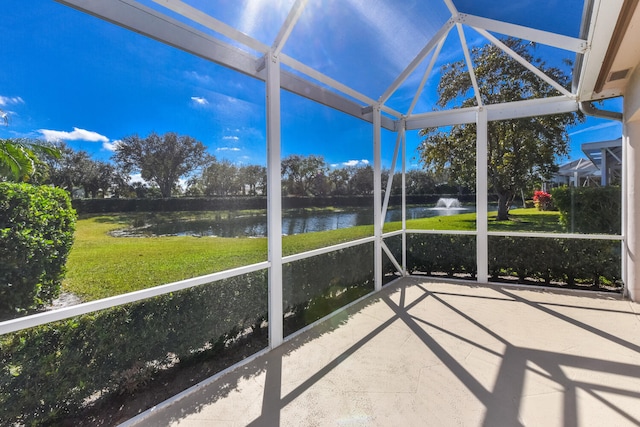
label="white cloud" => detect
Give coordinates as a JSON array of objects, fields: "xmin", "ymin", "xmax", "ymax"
[
  {"xmin": 102, "ymin": 140, "xmax": 121, "ymax": 152},
  {"xmin": 216, "ymin": 147, "xmax": 241, "ymax": 152},
  {"xmin": 191, "ymin": 96, "xmax": 209, "ymax": 105},
  {"xmin": 39, "ymin": 127, "xmax": 109, "ymax": 143},
  {"xmin": 185, "ymin": 71, "xmax": 213, "ymax": 85},
  {"xmin": 342, "ymin": 159, "xmax": 370, "ymax": 167},
  {"xmin": 0, "ymin": 96, "xmax": 24, "ymax": 106},
  {"xmin": 129, "ymin": 173, "xmax": 145, "ymax": 184},
  {"xmin": 223, "ymin": 135, "xmax": 239, "ymax": 141}
]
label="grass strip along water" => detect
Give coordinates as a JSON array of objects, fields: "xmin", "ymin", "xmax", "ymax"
[{"xmin": 64, "ymin": 208, "xmax": 562, "ymax": 301}]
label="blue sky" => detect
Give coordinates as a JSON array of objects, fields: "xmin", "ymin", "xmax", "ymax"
[{"xmin": 0, "ymin": 0, "xmax": 623, "ymax": 177}]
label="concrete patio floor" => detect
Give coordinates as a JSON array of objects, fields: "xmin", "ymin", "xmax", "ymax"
[{"xmin": 125, "ymin": 278, "xmax": 640, "ymax": 427}]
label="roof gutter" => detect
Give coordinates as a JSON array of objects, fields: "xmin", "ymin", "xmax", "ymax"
[{"xmin": 578, "ymin": 100, "xmax": 623, "ymax": 121}]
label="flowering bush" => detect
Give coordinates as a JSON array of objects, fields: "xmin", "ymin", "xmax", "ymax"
[{"xmin": 533, "ymin": 190, "xmax": 552, "ymax": 211}]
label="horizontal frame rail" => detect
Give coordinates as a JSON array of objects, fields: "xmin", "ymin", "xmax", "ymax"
[
  {"xmin": 282, "ymin": 236, "xmax": 375, "ymax": 264},
  {"xmin": 486, "ymin": 231, "xmax": 623, "ymax": 240},
  {"xmin": 0, "ymin": 261, "xmax": 270, "ymax": 336}
]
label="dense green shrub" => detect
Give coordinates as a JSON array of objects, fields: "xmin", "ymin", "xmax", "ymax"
[
  {"xmin": 488, "ymin": 236, "xmax": 620, "ymax": 287},
  {"xmin": 552, "ymin": 186, "xmax": 621, "ymax": 234},
  {"xmin": 404, "ymin": 232, "xmax": 620, "ymax": 288},
  {"xmin": 407, "ymin": 234, "xmax": 476, "ymax": 278},
  {"xmin": 0, "ymin": 271, "xmax": 268, "ymax": 426},
  {"xmin": 283, "ymin": 242, "xmax": 376, "ymax": 333},
  {"xmin": 1, "ymin": 240, "xmax": 383, "ymax": 425},
  {"xmin": 0, "ymin": 183, "xmax": 76, "ymax": 319}
]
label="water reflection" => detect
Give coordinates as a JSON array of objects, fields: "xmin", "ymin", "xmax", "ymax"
[{"xmin": 120, "ymin": 205, "xmax": 476, "ymax": 238}]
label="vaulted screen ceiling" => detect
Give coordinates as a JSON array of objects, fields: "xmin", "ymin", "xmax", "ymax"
[{"xmin": 58, "ymin": 0, "xmax": 627, "ymax": 128}]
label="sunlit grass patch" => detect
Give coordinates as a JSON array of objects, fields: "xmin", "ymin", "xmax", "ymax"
[
  {"xmin": 65, "ymin": 208, "xmax": 562, "ymax": 301},
  {"xmin": 65, "ymin": 215, "xmax": 268, "ymax": 300}
]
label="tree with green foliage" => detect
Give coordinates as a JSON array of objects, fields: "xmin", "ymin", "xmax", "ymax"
[
  {"xmin": 113, "ymin": 132, "xmax": 211, "ymax": 198},
  {"xmin": 0, "ymin": 138, "xmax": 59, "ymax": 183},
  {"xmin": 348, "ymin": 165, "xmax": 374, "ymax": 195},
  {"xmin": 239, "ymin": 164, "xmax": 266, "ymax": 195},
  {"xmin": 198, "ymin": 158, "xmax": 241, "ymax": 196},
  {"xmin": 45, "ymin": 141, "xmax": 127, "ymax": 198},
  {"xmin": 281, "ymin": 154, "xmax": 328, "ymax": 196},
  {"xmin": 418, "ymin": 38, "xmax": 581, "ymax": 220}
]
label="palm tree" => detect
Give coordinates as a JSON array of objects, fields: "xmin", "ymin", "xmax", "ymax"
[
  {"xmin": 0, "ymin": 108, "xmax": 60, "ymax": 182},
  {"xmin": 0, "ymin": 138, "xmax": 60, "ymax": 182}
]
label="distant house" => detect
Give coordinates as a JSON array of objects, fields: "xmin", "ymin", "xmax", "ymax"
[{"xmin": 553, "ymin": 138, "xmax": 622, "ymax": 187}]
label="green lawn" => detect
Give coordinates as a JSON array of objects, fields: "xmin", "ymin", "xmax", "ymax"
[{"xmin": 64, "ymin": 208, "xmax": 562, "ymax": 300}]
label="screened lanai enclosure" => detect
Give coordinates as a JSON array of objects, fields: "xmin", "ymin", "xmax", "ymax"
[{"xmin": 2, "ymin": 0, "xmax": 640, "ymax": 424}]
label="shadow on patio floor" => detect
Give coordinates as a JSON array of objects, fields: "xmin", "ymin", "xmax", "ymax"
[{"xmin": 126, "ymin": 277, "xmax": 640, "ymax": 427}]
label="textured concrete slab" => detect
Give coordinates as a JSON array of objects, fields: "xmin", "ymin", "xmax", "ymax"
[{"xmin": 127, "ymin": 278, "xmax": 640, "ymax": 427}]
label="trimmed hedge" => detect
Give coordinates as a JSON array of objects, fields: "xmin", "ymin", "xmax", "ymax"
[
  {"xmin": 488, "ymin": 236, "xmax": 620, "ymax": 287},
  {"xmin": 404, "ymin": 232, "xmax": 620, "ymax": 288},
  {"xmin": 407, "ymin": 234, "xmax": 477, "ymax": 278},
  {"xmin": 283, "ymin": 242, "xmax": 382, "ymax": 334},
  {"xmin": 552, "ymin": 186, "xmax": 621, "ymax": 234},
  {"xmin": 0, "ymin": 183, "xmax": 76, "ymax": 319},
  {"xmin": 1, "ymin": 240, "xmax": 384, "ymax": 425},
  {"xmin": 1, "ymin": 271, "xmax": 268, "ymax": 426}
]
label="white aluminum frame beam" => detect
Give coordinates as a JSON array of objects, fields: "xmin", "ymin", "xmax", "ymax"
[
  {"xmin": 373, "ymin": 106, "xmax": 383, "ymax": 291},
  {"xmin": 271, "ymin": 0, "xmax": 308, "ymax": 56},
  {"xmin": 474, "ymin": 28, "xmax": 575, "ymax": 98},
  {"xmin": 458, "ymin": 14, "xmax": 588, "ymax": 53},
  {"xmin": 265, "ymin": 50, "xmax": 284, "ymax": 349},
  {"xmin": 379, "ymin": 19, "xmax": 455, "ymax": 104},
  {"xmin": 0, "ymin": 261, "xmax": 269, "ymax": 335},
  {"xmin": 56, "ymin": 0, "xmax": 398, "ymax": 131},
  {"xmin": 401, "ymin": 124, "xmax": 407, "ymax": 274},
  {"xmin": 407, "ymin": 36, "xmax": 447, "ymax": 117},
  {"xmin": 457, "ymin": 23, "xmax": 484, "ymax": 107},
  {"xmin": 380, "ymin": 130, "xmax": 403, "ymax": 228},
  {"xmin": 476, "ymin": 108, "xmax": 489, "ymax": 282},
  {"xmin": 151, "ymin": 0, "xmax": 268, "ymax": 53},
  {"xmin": 405, "ymin": 96, "xmax": 579, "ymax": 129},
  {"xmin": 152, "ymin": 0, "xmax": 402, "ymax": 120}
]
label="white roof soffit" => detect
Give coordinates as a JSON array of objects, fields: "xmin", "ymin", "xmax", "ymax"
[
  {"xmin": 57, "ymin": 0, "xmax": 585, "ymax": 131},
  {"xmin": 574, "ymin": 0, "xmax": 628, "ymax": 100}
]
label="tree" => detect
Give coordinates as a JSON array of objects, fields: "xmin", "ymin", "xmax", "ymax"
[
  {"xmin": 281, "ymin": 154, "xmax": 328, "ymax": 196},
  {"xmin": 197, "ymin": 159, "xmax": 241, "ymax": 196},
  {"xmin": 45, "ymin": 142, "xmax": 128, "ymax": 198},
  {"xmin": 0, "ymin": 138, "xmax": 58, "ymax": 183},
  {"xmin": 418, "ymin": 38, "xmax": 581, "ymax": 220},
  {"xmin": 349, "ymin": 165, "xmax": 374, "ymax": 195},
  {"xmin": 238, "ymin": 164, "xmax": 266, "ymax": 195},
  {"xmin": 328, "ymin": 168, "xmax": 350, "ymax": 195},
  {"xmin": 405, "ymin": 169, "xmax": 437, "ymax": 195},
  {"xmin": 113, "ymin": 132, "xmax": 210, "ymax": 198}
]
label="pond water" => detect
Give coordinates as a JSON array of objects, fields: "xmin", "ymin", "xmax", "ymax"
[{"xmin": 121, "ymin": 204, "xmax": 475, "ymax": 238}]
